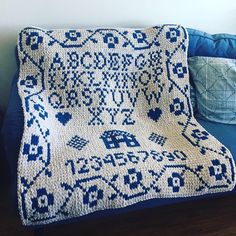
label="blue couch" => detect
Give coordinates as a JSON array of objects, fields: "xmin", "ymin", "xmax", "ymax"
[{"xmin": 1, "ymin": 28, "xmax": 236, "ymax": 226}]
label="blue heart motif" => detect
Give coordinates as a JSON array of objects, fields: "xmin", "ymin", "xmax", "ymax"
[
  {"xmin": 55, "ymin": 112, "xmax": 72, "ymax": 126},
  {"xmin": 147, "ymin": 108, "xmax": 162, "ymax": 122}
]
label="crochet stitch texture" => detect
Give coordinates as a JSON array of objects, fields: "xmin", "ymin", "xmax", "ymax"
[{"xmin": 17, "ymin": 25, "xmax": 236, "ymax": 226}]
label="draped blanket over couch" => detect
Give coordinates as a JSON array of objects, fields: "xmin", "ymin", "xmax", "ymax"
[{"xmin": 17, "ymin": 25, "xmax": 235, "ymax": 226}]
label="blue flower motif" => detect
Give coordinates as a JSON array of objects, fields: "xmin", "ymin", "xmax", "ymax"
[
  {"xmin": 173, "ymin": 63, "xmax": 187, "ymax": 78},
  {"xmin": 168, "ymin": 172, "xmax": 184, "ymax": 192},
  {"xmin": 26, "ymin": 32, "xmax": 43, "ymax": 50},
  {"xmin": 20, "ymin": 75, "xmax": 37, "ymax": 88},
  {"xmin": 209, "ymin": 159, "xmax": 227, "ymax": 180},
  {"xmin": 124, "ymin": 168, "xmax": 142, "ymax": 189},
  {"xmin": 132, "ymin": 30, "xmax": 147, "ymax": 43},
  {"xmin": 169, "ymin": 98, "xmax": 185, "ymax": 116},
  {"xmin": 34, "ymin": 104, "xmax": 48, "ymax": 120},
  {"xmin": 32, "ymin": 188, "xmax": 54, "ymax": 214},
  {"xmin": 103, "ymin": 33, "xmax": 119, "ymax": 48},
  {"xmin": 65, "ymin": 30, "xmax": 81, "ymax": 41},
  {"xmin": 83, "ymin": 185, "xmax": 103, "ymax": 208},
  {"xmin": 191, "ymin": 129, "xmax": 209, "ymax": 141},
  {"xmin": 166, "ymin": 28, "xmax": 180, "ymax": 43},
  {"xmin": 23, "ymin": 135, "xmax": 43, "ymax": 161}
]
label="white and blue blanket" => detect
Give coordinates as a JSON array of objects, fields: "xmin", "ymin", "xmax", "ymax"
[{"xmin": 17, "ymin": 25, "xmax": 236, "ymax": 226}]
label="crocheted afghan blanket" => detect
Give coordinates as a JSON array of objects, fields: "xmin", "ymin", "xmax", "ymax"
[{"xmin": 17, "ymin": 25, "xmax": 236, "ymax": 226}]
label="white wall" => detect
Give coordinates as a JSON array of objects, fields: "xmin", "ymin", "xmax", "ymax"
[
  {"xmin": 1, "ymin": 0, "xmax": 236, "ymax": 33},
  {"xmin": 0, "ymin": 0, "xmax": 236, "ymax": 111}
]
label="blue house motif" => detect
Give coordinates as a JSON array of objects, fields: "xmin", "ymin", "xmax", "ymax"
[{"xmin": 100, "ymin": 130, "xmax": 140, "ymax": 149}]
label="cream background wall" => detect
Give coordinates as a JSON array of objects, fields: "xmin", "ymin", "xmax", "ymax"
[{"xmin": 0, "ymin": 0, "xmax": 236, "ymax": 111}]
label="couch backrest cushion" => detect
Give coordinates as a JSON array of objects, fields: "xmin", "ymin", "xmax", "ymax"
[{"xmin": 187, "ymin": 28, "xmax": 236, "ymax": 59}]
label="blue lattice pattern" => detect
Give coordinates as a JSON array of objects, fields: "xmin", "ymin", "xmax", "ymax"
[
  {"xmin": 148, "ymin": 133, "xmax": 167, "ymax": 146},
  {"xmin": 67, "ymin": 135, "xmax": 89, "ymax": 150}
]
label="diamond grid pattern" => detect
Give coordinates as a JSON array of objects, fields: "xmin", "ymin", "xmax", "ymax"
[
  {"xmin": 148, "ymin": 133, "xmax": 167, "ymax": 146},
  {"xmin": 67, "ymin": 135, "xmax": 89, "ymax": 150}
]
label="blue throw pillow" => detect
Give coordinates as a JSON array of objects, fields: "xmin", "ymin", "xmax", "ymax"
[
  {"xmin": 187, "ymin": 28, "xmax": 236, "ymax": 112},
  {"xmin": 187, "ymin": 28, "xmax": 236, "ymax": 59},
  {"xmin": 188, "ymin": 56, "xmax": 236, "ymax": 124}
]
